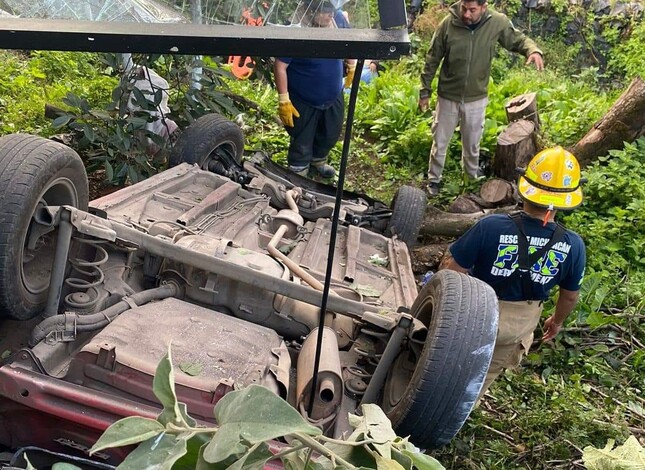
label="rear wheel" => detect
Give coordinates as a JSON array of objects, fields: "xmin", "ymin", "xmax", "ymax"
[
  {"xmin": 168, "ymin": 114, "xmax": 244, "ymax": 174},
  {"xmin": 383, "ymin": 270, "xmax": 498, "ymax": 449},
  {"xmin": 0, "ymin": 134, "xmax": 89, "ymax": 320},
  {"xmin": 386, "ymin": 185, "xmax": 426, "ymax": 247}
]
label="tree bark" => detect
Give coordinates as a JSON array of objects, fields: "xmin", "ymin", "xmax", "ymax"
[
  {"xmin": 571, "ymin": 77, "xmax": 645, "ymax": 167},
  {"xmin": 493, "ymin": 119, "xmax": 537, "ymax": 181},
  {"xmin": 420, "ymin": 205, "xmax": 518, "ymax": 238},
  {"xmin": 447, "ymin": 195, "xmax": 485, "ymax": 213},
  {"xmin": 506, "ymin": 92, "xmax": 540, "ymax": 130},
  {"xmin": 479, "ymin": 178, "xmax": 517, "ymax": 206}
]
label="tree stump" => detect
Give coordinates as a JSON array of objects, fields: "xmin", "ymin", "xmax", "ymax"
[
  {"xmin": 493, "ymin": 119, "xmax": 537, "ymax": 181},
  {"xmin": 571, "ymin": 77, "xmax": 645, "ymax": 167},
  {"xmin": 479, "ymin": 178, "xmax": 517, "ymax": 206},
  {"xmin": 506, "ymin": 92, "xmax": 540, "ymax": 130},
  {"xmin": 447, "ymin": 195, "xmax": 485, "ymax": 213}
]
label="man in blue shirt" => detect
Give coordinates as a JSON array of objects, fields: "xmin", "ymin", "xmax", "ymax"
[
  {"xmin": 445, "ymin": 147, "xmax": 586, "ymax": 399},
  {"xmin": 274, "ymin": 0, "xmax": 355, "ymax": 179}
]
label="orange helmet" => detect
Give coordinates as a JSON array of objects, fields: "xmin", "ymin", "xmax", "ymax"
[{"xmin": 518, "ymin": 147, "xmax": 583, "ymax": 210}]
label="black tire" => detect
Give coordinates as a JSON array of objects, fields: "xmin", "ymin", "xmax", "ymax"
[
  {"xmin": 168, "ymin": 114, "xmax": 244, "ymax": 172},
  {"xmin": 0, "ymin": 134, "xmax": 89, "ymax": 320},
  {"xmin": 386, "ymin": 185, "xmax": 426, "ymax": 247},
  {"xmin": 382, "ymin": 270, "xmax": 498, "ymax": 449}
]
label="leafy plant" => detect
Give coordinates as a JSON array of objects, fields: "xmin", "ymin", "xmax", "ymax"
[{"xmin": 89, "ymin": 345, "xmax": 445, "ymax": 469}]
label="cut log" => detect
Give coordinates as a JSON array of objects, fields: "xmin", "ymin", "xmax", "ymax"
[
  {"xmin": 571, "ymin": 77, "xmax": 645, "ymax": 167},
  {"xmin": 479, "ymin": 178, "xmax": 517, "ymax": 206},
  {"xmin": 506, "ymin": 92, "xmax": 540, "ymax": 130},
  {"xmin": 447, "ymin": 195, "xmax": 485, "ymax": 214},
  {"xmin": 420, "ymin": 205, "xmax": 518, "ymax": 238},
  {"xmin": 493, "ymin": 119, "xmax": 537, "ymax": 182}
]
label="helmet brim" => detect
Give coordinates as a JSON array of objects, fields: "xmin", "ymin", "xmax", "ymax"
[{"xmin": 518, "ymin": 176, "xmax": 583, "ymax": 210}]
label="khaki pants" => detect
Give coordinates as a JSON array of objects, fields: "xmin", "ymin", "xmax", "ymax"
[
  {"xmin": 428, "ymin": 96, "xmax": 488, "ymax": 183},
  {"xmin": 478, "ymin": 300, "xmax": 544, "ymax": 401}
]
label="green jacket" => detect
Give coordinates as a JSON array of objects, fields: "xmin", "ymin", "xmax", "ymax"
[{"xmin": 420, "ymin": 3, "xmax": 542, "ymax": 103}]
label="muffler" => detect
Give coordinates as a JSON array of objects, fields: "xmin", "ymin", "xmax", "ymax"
[{"xmin": 296, "ymin": 327, "xmax": 343, "ymax": 424}]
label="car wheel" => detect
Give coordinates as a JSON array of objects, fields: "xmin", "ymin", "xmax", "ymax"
[
  {"xmin": 382, "ymin": 270, "xmax": 498, "ymax": 449},
  {"xmin": 386, "ymin": 185, "xmax": 426, "ymax": 247},
  {"xmin": 0, "ymin": 134, "xmax": 89, "ymax": 320},
  {"xmin": 168, "ymin": 113, "xmax": 244, "ymax": 174}
]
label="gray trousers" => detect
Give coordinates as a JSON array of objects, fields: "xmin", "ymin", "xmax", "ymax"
[{"xmin": 428, "ymin": 96, "xmax": 488, "ymax": 183}]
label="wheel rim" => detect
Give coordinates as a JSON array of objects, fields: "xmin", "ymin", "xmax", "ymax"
[
  {"xmin": 383, "ymin": 291, "xmax": 435, "ymax": 412},
  {"xmin": 202, "ymin": 141, "xmax": 239, "ymax": 175},
  {"xmin": 22, "ymin": 177, "xmax": 80, "ymax": 296}
]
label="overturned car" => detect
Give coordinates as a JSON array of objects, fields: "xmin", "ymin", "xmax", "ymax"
[{"xmin": 0, "ymin": 114, "xmax": 498, "ymax": 466}]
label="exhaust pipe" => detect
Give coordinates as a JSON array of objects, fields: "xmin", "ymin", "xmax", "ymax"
[{"xmin": 296, "ymin": 327, "xmax": 343, "ymax": 423}]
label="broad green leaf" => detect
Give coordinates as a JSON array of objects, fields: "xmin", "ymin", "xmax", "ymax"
[
  {"xmin": 152, "ymin": 345, "xmax": 184, "ymax": 427},
  {"xmin": 203, "ymin": 385, "xmax": 320, "ymax": 463},
  {"xmin": 173, "ymin": 433, "xmax": 215, "ymax": 470},
  {"xmin": 52, "ymin": 115, "xmax": 72, "ymax": 128},
  {"xmin": 117, "ymin": 433, "xmax": 188, "ymax": 470},
  {"xmin": 582, "ymin": 436, "xmax": 645, "ymax": 469},
  {"xmin": 158, "ymin": 402, "xmax": 198, "ymax": 428},
  {"xmin": 179, "ymin": 361, "xmax": 203, "ymax": 376},
  {"xmin": 401, "ymin": 450, "xmax": 445, "ymax": 470},
  {"xmin": 375, "ymin": 454, "xmax": 405, "ymax": 470},
  {"xmin": 226, "ymin": 442, "xmax": 274, "ymax": 470},
  {"xmin": 90, "ymin": 416, "xmax": 164, "ymax": 454}
]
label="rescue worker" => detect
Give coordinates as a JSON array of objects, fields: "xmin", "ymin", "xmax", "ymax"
[
  {"xmin": 419, "ymin": 0, "xmax": 544, "ymax": 196},
  {"xmin": 444, "ymin": 147, "xmax": 586, "ymax": 399},
  {"xmin": 274, "ymin": 0, "xmax": 356, "ymax": 179}
]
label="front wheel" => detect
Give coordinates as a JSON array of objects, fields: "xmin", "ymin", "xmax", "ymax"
[
  {"xmin": 168, "ymin": 113, "xmax": 244, "ymax": 175},
  {"xmin": 0, "ymin": 134, "xmax": 89, "ymax": 320},
  {"xmin": 386, "ymin": 185, "xmax": 426, "ymax": 247},
  {"xmin": 383, "ymin": 270, "xmax": 499, "ymax": 449}
]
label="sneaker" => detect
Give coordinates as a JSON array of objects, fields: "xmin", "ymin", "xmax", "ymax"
[
  {"xmin": 310, "ymin": 160, "xmax": 336, "ymax": 179},
  {"xmin": 289, "ymin": 164, "xmax": 310, "ymax": 177},
  {"xmin": 426, "ymin": 182, "xmax": 440, "ymax": 197}
]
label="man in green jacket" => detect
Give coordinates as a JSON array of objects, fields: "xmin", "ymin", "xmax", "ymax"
[{"xmin": 419, "ymin": 0, "xmax": 544, "ymax": 196}]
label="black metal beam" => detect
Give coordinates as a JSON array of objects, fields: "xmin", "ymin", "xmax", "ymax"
[{"xmin": 0, "ymin": 18, "xmax": 410, "ymax": 59}]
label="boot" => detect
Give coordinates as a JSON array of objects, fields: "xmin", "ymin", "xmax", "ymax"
[
  {"xmin": 310, "ymin": 159, "xmax": 336, "ymax": 179},
  {"xmin": 289, "ymin": 164, "xmax": 310, "ymax": 177}
]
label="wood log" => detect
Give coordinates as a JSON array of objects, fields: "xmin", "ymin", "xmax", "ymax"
[
  {"xmin": 506, "ymin": 92, "xmax": 540, "ymax": 129},
  {"xmin": 493, "ymin": 119, "xmax": 537, "ymax": 181},
  {"xmin": 479, "ymin": 178, "xmax": 517, "ymax": 206},
  {"xmin": 571, "ymin": 77, "xmax": 645, "ymax": 167},
  {"xmin": 45, "ymin": 103, "xmax": 66, "ymax": 120},
  {"xmin": 447, "ymin": 195, "xmax": 484, "ymax": 213},
  {"xmin": 420, "ymin": 205, "xmax": 518, "ymax": 238}
]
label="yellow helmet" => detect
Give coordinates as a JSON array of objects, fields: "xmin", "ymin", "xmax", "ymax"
[{"xmin": 518, "ymin": 146, "xmax": 583, "ymax": 210}]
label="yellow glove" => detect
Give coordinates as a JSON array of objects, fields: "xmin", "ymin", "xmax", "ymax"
[
  {"xmin": 278, "ymin": 93, "xmax": 300, "ymax": 127},
  {"xmin": 343, "ymin": 63, "xmax": 356, "ymax": 89}
]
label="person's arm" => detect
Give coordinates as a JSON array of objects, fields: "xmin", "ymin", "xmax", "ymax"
[
  {"xmin": 542, "ymin": 288, "xmax": 579, "ymax": 341},
  {"xmin": 274, "ymin": 59, "xmax": 289, "ymax": 95},
  {"xmin": 444, "ymin": 255, "xmax": 469, "ymax": 274},
  {"xmin": 274, "ymin": 59, "xmax": 299, "ymax": 127},
  {"xmin": 497, "ymin": 17, "xmax": 544, "ymax": 71},
  {"xmin": 419, "ymin": 19, "xmax": 447, "ymax": 110}
]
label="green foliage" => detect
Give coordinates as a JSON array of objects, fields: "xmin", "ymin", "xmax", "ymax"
[
  {"xmin": 606, "ymin": 16, "xmax": 645, "ymax": 80},
  {"xmin": 90, "ymin": 345, "xmax": 444, "ymax": 469},
  {"xmin": 0, "ymin": 51, "xmax": 115, "ymax": 136},
  {"xmin": 563, "ymin": 138, "xmax": 645, "ymax": 308},
  {"xmin": 583, "ymin": 435, "xmax": 645, "ymax": 469}
]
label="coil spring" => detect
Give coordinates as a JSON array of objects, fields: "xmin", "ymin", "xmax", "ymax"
[{"xmin": 63, "ymin": 238, "xmax": 108, "ymax": 313}]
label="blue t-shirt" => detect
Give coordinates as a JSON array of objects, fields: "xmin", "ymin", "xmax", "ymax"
[
  {"xmin": 279, "ymin": 10, "xmax": 348, "ymax": 107},
  {"xmin": 280, "ymin": 57, "xmax": 343, "ymax": 107},
  {"xmin": 450, "ymin": 213, "xmax": 586, "ymax": 301}
]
